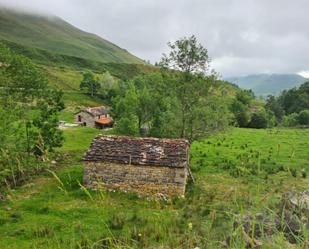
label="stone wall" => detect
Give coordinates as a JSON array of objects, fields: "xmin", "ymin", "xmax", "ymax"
[
  {"xmin": 74, "ymin": 111, "xmax": 95, "ymax": 128},
  {"xmin": 84, "ymin": 161, "xmax": 187, "ymax": 197}
]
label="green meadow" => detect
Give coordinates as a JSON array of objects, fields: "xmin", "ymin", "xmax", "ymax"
[{"xmin": 0, "ymin": 127, "xmax": 308, "ymax": 248}]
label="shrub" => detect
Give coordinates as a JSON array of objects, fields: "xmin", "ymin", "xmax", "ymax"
[
  {"xmin": 115, "ymin": 116, "xmax": 139, "ymax": 136},
  {"xmin": 248, "ymin": 111, "xmax": 268, "ymax": 128},
  {"xmin": 298, "ymin": 109, "xmax": 309, "ymax": 125},
  {"xmin": 230, "ymin": 99, "xmax": 250, "ymax": 127},
  {"xmin": 280, "ymin": 113, "xmax": 299, "ymax": 127},
  {"xmin": 235, "ymin": 111, "xmax": 250, "ymax": 127},
  {"xmin": 266, "ymin": 109, "xmax": 276, "ymax": 127}
]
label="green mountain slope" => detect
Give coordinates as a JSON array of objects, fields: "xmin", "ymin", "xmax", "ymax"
[
  {"xmin": 1, "ymin": 39, "xmax": 156, "ymax": 81},
  {"xmin": 225, "ymin": 74, "xmax": 307, "ymax": 96},
  {"xmin": 0, "ymin": 8, "xmax": 144, "ymax": 64}
]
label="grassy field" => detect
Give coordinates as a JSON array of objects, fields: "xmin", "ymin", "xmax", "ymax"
[
  {"xmin": 61, "ymin": 93, "xmax": 104, "ymax": 111},
  {"xmin": 0, "ymin": 128, "xmax": 308, "ymax": 248},
  {"xmin": 35, "ymin": 65, "xmax": 105, "ymax": 110},
  {"xmin": 41, "ymin": 66, "xmax": 83, "ymax": 91}
]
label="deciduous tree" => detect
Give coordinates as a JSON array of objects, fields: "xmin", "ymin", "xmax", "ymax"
[
  {"xmin": 80, "ymin": 72, "xmax": 101, "ymax": 97},
  {"xmin": 0, "ymin": 43, "xmax": 64, "ymax": 184}
]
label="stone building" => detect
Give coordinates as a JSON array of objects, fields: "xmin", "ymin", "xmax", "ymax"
[
  {"xmin": 74, "ymin": 106, "xmax": 113, "ymax": 129},
  {"xmin": 83, "ymin": 135, "xmax": 189, "ymax": 197}
]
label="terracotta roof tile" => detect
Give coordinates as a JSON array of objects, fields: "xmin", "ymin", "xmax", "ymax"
[{"xmin": 95, "ymin": 118, "xmax": 113, "ymax": 125}]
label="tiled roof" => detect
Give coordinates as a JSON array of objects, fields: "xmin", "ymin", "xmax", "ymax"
[
  {"xmin": 86, "ymin": 106, "xmax": 108, "ymax": 116},
  {"xmin": 76, "ymin": 106, "xmax": 108, "ymax": 116},
  {"xmin": 95, "ymin": 118, "xmax": 113, "ymax": 125},
  {"xmin": 83, "ymin": 135, "xmax": 189, "ymax": 168}
]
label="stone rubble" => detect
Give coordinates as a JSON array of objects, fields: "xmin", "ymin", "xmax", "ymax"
[{"xmin": 225, "ymin": 190, "xmax": 309, "ymax": 248}]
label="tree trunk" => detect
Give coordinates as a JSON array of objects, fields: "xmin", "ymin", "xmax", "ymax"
[
  {"xmin": 138, "ymin": 117, "xmax": 141, "ymax": 131},
  {"xmin": 180, "ymin": 107, "xmax": 185, "ymax": 138}
]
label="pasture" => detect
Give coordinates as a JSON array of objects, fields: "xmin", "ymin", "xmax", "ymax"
[{"xmin": 0, "ymin": 127, "xmax": 308, "ymax": 248}]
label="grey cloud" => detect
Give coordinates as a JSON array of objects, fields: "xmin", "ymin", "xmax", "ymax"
[{"xmin": 0, "ymin": 0, "xmax": 308, "ymax": 77}]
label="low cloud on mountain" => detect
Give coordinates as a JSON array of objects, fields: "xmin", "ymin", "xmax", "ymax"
[{"xmin": 1, "ymin": 0, "xmax": 308, "ymax": 77}]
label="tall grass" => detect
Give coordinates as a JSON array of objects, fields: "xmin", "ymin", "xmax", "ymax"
[{"xmin": 0, "ymin": 127, "xmax": 308, "ymax": 248}]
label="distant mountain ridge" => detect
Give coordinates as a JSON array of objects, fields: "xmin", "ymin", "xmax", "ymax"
[
  {"xmin": 225, "ymin": 74, "xmax": 307, "ymax": 96},
  {"xmin": 0, "ymin": 8, "xmax": 144, "ymax": 64}
]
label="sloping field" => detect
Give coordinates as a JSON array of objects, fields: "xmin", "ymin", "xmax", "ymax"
[{"xmin": 0, "ymin": 128, "xmax": 308, "ymax": 248}]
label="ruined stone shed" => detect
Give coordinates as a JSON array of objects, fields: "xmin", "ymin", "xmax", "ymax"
[{"xmin": 83, "ymin": 135, "xmax": 190, "ymax": 197}]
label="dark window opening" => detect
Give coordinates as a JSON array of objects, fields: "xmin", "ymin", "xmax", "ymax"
[{"xmin": 78, "ymin": 115, "xmax": 82, "ymax": 122}]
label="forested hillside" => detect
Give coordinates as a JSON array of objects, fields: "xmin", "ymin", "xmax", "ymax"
[
  {"xmin": 2, "ymin": 39, "xmax": 156, "ymax": 82},
  {"xmin": 265, "ymin": 81, "xmax": 309, "ymax": 126},
  {"xmin": 0, "ymin": 7, "xmax": 159, "ymax": 108},
  {"xmin": 226, "ymin": 74, "xmax": 307, "ymax": 96}
]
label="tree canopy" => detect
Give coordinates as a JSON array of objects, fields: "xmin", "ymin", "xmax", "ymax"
[
  {"xmin": 111, "ymin": 37, "xmax": 230, "ymax": 141},
  {"xmin": 0, "ymin": 43, "xmax": 64, "ymax": 185},
  {"xmin": 160, "ymin": 35, "xmax": 210, "ymax": 75},
  {"xmin": 80, "ymin": 72, "xmax": 101, "ymax": 97},
  {"xmin": 265, "ymin": 81, "xmax": 309, "ymax": 127}
]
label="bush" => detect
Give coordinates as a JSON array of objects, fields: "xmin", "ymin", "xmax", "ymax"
[
  {"xmin": 266, "ymin": 109, "xmax": 276, "ymax": 127},
  {"xmin": 248, "ymin": 111, "xmax": 268, "ymax": 128},
  {"xmin": 115, "ymin": 116, "xmax": 139, "ymax": 136},
  {"xmin": 235, "ymin": 111, "xmax": 250, "ymax": 127},
  {"xmin": 230, "ymin": 99, "xmax": 250, "ymax": 127},
  {"xmin": 298, "ymin": 109, "xmax": 309, "ymax": 125},
  {"xmin": 281, "ymin": 113, "xmax": 299, "ymax": 127}
]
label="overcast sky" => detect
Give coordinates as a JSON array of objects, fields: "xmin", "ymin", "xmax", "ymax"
[{"xmin": 1, "ymin": 0, "xmax": 309, "ymax": 78}]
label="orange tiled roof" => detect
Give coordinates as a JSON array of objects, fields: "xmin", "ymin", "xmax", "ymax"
[{"xmin": 95, "ymin": 118, "xmax": 113, "ymax": 125}]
